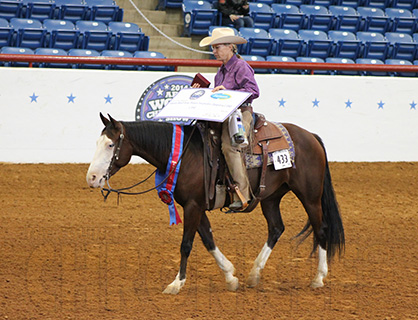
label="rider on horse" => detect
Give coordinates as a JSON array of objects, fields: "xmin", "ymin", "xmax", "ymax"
[{"xmin": 196, "ymin": 28, "xmax": 260, "ymax": 210}]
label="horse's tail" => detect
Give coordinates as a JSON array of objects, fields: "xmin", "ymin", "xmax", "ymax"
[{"xmin": 297, "ymin": 134, "xmax": 345, "ymax": 261}]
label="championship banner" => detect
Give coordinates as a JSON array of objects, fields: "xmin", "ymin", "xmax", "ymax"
[{"xmin": 153, "ymin": 88, "xmax": 252, "ymax": 123}]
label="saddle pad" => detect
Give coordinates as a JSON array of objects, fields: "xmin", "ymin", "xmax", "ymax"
[
  {"xmin": 252, "ymin": 121, "xmax": 289, "ymax": 154},
  {"xmin": 245, "ymin": 123, "xmax": 295, "ymax": 169}
]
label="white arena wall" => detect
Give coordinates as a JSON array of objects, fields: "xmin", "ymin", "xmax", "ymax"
[{"xmin": 0, "ymin": 67, "xmax": 417, "ymax": 163}]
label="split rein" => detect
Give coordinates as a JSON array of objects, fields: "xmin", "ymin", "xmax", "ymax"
[{"xmin": 101, "ymin": 125, "xmax": 197, "ymax": 203}]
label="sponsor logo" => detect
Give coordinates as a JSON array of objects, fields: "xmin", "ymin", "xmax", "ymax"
[
  {"xmin": 211, "ymin": 92, "xmax": 231, "ymax": 100},
  {"xmin": 190, "ymin": 89, "xmax": 205, "ymax": 100},
  {"xmin": 136, "ymin": 75, "xmax": 193, "ymax": 124}
]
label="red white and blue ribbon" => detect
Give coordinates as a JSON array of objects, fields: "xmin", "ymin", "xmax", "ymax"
[{"xmin": 155, "ymin": 124, "xmax": 184, "ymax": 225}]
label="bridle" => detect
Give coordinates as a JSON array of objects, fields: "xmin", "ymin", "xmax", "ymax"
[{"xmin": 100, "ymin": 124, "xmax": 197, "ymax": 203}]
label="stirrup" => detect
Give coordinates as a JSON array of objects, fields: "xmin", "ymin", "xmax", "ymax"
[{"xmin": 232, "ymin": 186, "xmax": 248, "ymax": 210}]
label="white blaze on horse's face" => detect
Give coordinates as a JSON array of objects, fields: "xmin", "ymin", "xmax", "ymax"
[{"xmin": 86, "ymin": 134, "xmax": 115, "ymax": 188}]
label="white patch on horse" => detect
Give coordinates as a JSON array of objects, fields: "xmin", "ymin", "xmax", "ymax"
[
  {"xmin": 163, "ymin": 272, "xmax": 186, "ymax": 295},
  {"xmin": 86, "ymin": 134, "xmax": 114, "ymax": 188},
  {"xmin": 311, "ymin": 246, "xmax": 328, "ymax": 288},
  {"xmin": 210, "ymin": 247, "xmax": 239, "ymax": 291},
  {"xmin": 247, "ymin": 242, "xmax": 272, "ymax": 287}
]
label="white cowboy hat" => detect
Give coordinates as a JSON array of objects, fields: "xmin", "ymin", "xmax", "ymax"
[{"xmin": 199, "ymin": 28, "xmax": 247, "ymax": 47}]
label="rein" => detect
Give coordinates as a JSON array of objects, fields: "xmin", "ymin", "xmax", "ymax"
[{"xmin": 101, "ymin": 124, "xmax": 197, "ymax": 203}]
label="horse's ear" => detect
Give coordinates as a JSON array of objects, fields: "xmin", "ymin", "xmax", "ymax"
[
  {"xmin": 100, "ymin": 112, "xmax": 110, "ymax": 126},
  {"xmin": 108, "ymin": 114, "xmax": 121, "ymax": 130}
]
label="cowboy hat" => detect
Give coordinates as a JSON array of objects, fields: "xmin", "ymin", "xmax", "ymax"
[{"xmin": 199, "ymin": 28, "xmax": 247, "ymax": 47}]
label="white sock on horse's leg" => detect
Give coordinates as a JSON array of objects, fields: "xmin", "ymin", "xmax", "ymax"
[
  {"xmin": 311, "ymin": 246, "xmax": 328, "ymax": 288},
  {"xmin": 247, "ymin": 242, "xmax": 272, "ymax": 287},
  {"xmin": 210, "ymin": 247, "xmax": 239, "ymax": 291}
]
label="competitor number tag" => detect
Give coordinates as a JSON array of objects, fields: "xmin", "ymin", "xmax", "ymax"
[{"xmin": 272, "ymin": 149, "xmax": 292, "ymax": 170}]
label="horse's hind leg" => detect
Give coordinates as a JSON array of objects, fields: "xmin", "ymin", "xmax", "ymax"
[
  {"xmin": 247, "ymin": 194, "xmax": 285, "ymax": 287},
  {"xmin": 197, "ymin": 213, "xmax": 239, "ymax": 291}
]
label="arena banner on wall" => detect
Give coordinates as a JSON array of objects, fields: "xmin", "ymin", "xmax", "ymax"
[{"xmin": 153, "ymin": 88, "xmax": 252, "ymax": 122}]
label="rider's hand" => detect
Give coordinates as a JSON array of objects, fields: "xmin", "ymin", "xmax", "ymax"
[
  {"xmin": 212, "ymin": 85, "xmax": 225, "ymax": 92},
  {"xmin": 191, "ymin": 83, "xmax": 201, "ymax": 88}
]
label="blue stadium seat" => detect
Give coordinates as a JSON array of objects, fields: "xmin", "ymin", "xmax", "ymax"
[
  {"xmin": 329, "ymin": 5, "xmax": 362, "ymax": 32},
  {"xmin": 76, "ymin": 20, "xmax": 111, "ymax": 51},
  {"xmin": 284, "ymin": 0, "xmax": 305, "ymax": 6},
  {"xmin": 22, "ymin": 0, "xmax": 55, "ymax": 22},
  {"xmin": 10, "ymin": 17, "xmax": 46, "ymax": 49},
  {"xmin": 385, "ymin": 58, "xmax": 415, "ymax": 76},
  {"xmin": 392, "ymin": 0, "xmax": 418, "ymax": 11},
  {"xmin": 266, "ymin": 55, "xmax": 298, "ymax": 74},
  {"xmin": 357, "ymin": 7, "xmax": 391, "ymax": 34},
  {"xmin": 239, "ymin": 27, "xmax": 274, "ymax": 57},
  {"xmin": 271, "ymin": 4, "xmax": 306, "ymax": 31},
  {"xmin": 364, "ymin": 0, "xmax": 392, "ymax": 9},
  {"xmin": 34, "ymin": 47, "xmax": 71, "ymax": 68},
  {"xmin": 0, "ymin": 46, "xmax": 34, "ymax": 67},
  {"xmin": 300, "ymin": 5, "xmax": 334, "ymax": 32},
  {"xmin": 182, "ymin": 0, "xmax": 217, "ymax": 36},
  {"xmin": 68, "ymin": 48, "xmax": 102, "ymax": 69},
  {"xmin": 55, "ymin": 0, "xmax": 88, "ymax": 23},
  {"xmin": 134, "ymin": 50, "xmax": 175, "ymax": 71},
  {"xmin": 255, "ymin": 0, "xmax": 274, "ymax": 5},
  {"xmin": 296, "ymin": 56, "xmax": 328, "ymax": 75},
  {"xmin": 108, "ymin": 21, "xmax": 149, "ymax": 52},
  {"xmin": 335, "ymin": 0, "xmax": 366, "ymax": 8},
  {"xmin": 328, "ymin": 30, "xmax": 361, "ymax": 59},
  {"xmin": 385, "ymin": 32, "xmax": 418, "ymax": 61},
  {"xmin": 356, "ymin": 57, "xmax": 387, "ymax": 76},
  {"xmin": 310, "ymin": 0, "xmax": 337, "ymax": 6},
  {"xmin": 357, "ymin": 31, "xmax": 389, "ymax": 60},
  {"xmin": 84, "ymin": 0, "xmax": 122, "ymax": 23},
  {"xmin": 100, "ymin": 50, "xmax": 135, "ymax": 70},
  {"xmin": 385, "ymin": 8, "xmax": 417, "ymax": 34},
  {"xmin": 208, "ymin": 25, "xmax": 238, "ymax": 35},
  {"xmin": 241, "ymin": 54, "xmax": 269, "ymax": 73},
  {"xmin": 299, "ymin": 29, "xmax": 333, "ymax": 59},
  {"xmin": 269, "ymin": 28, "xmax": 303, "ymax": 57},
  {"xmin": 0, "ymin": 17, "xmax": 13, "ymax": 46},
  {"xmin": 325, "ymin": 57, "xmax": 358, "ymax": 75},
  {"xmin": 0, "ymin": 0, "xmax": 23, "ymax": 20},
  {"xmin": 161, "ymin": 0, "xmax": 183, "ymax": 9},
  {"xmin": 43, "ymin": 19, "xmax": 79, "ymax": 50},
  {"xmin": 414, "ymin": 59, "xmax": 418, "ymax": 65},
  {"xmin": 249, "ymin": 2, "xmax": 275, "ymax": 30}
]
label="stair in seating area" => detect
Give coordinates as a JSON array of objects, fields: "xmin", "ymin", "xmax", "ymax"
[{"xmin": 117, "ymin": 0, "xmax": 217, "ymax": 73}]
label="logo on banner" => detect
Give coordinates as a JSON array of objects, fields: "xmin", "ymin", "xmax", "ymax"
[
  {"xmin": 136, "ymin": 75, "xmax": 193, "ymax": 124},
  {"xmin": 190, "ymin": 89, "xmax": 205, "ymax": 100},
  {"xmin": 211, "ymin": 92, "xmax": 231, "ymax": 100}
]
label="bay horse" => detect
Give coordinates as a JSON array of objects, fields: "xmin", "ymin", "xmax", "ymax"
[{"xmin": 86, "ymin": 113, "xmax": 344, "ymax": 294}]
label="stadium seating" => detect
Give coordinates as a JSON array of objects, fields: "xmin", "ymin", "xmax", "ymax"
[
  {"xmin": 357, "ymin": 31, "xmax": 389, "ymax": 60},
  {"xmin": 68, "ymin": 48, "xmax": 102, "ymax": 69},
  {"xmin": 34, "ymin": 47, "xmax": 71, "ymax": 68},
  {"xmin": 392, "ymin": 0, "xmax": 418, "ymax": 11},
  {"xmin": 0, "ymin": 16, "xmax": 13, "ymax": 47},
  {"xmin": 329, "ymin": 5, "xmax": 362, "ymax": 32},
  {"xmin": 271, "ymin": 4, "xmax": 306, "ymax": 30},
  {"xmin": 182, "ymin": 0, "xmax": 217, "ymax": 36},
  {"xmin": 356, "ymin": 57, "xmax": 387, "ymax": 76},
  {"xmin": 22, "ymin": 0, "xmax": 56, "ymax": 22},
  {"xmin": 365, "ymin": 0, "xmax": 392, "ymax": 9},
  {"xmin": 266, "ymin": 55, "xmax": 298, "ymax": 74},
  {"xmin": 0, "ymin": 0, "xmax": 23, "ymax": 20},
  {"xmin": 300, "ymin": 5, "xmax": 334, "ymax": 31},
  {"xmin": 76, "ymin": 20, "xmax": 111, "ymax": 51},
  {"xmin": 101, "ymin": 49, "xmax": 135, "ymax": 70},
  {"xmin": 385, "ymin": 58, "xmax": 415, "ymax": 76},
  {"xmin": 108, "ymin": 21, "xmax": 149, "ymax": 52},
  {"xmin": 10, "ymin": 17, "xmax": 46, "ymax": 49},
  {"xmin": 84, "ymin": 0, "xmax": 122, "ymax": 23},
  {"xmin": 134, "ymin": 50, "xmax": 175, "ymax": 71},
  {"xmin": 325, "ymin": 57, "xmax": 358, "ymax": 75},
  {"xmin": 269, "ymin": 28, "xmax": 304, "ymax": 57},
  {"xmin": 385, "ymin": 32, "xmax": 418, "ymax": 61},
  {"xmin": 43, "ymin": 19, "xmax": 80, "ymax": 50},
  {"xmin": 55, "ymin": 0, "xmax": 88, "ymax": 23},
  {"xmin": 357, "ymin": 7, "xmax": 391, "ymax": 33},
  {"xmin": 336, "ymin": 0, "xmax": 366, "ymax": 8},
  {"xmin": 299, "ymin": 29, "xmax": 333, "ymax": 59},
  {"xmin": 0, "ymin": 46, "xmax": 34, "ymax": 67},
  {"xmin": 249, "ymin": 2, "xmax": 275, "ymax": 30},
  {"xmin": 241, "ymin": 54, "xmax": 269, "ymax": 73},
  {"xmin": 385, "ymin": 8, "xmax": 417, "ymax": 34},
  {"xmin": 296, "ymin": 56, "xmax": 328, "ymax": 75},
  {"xmin": 328, "ymin": 30, "xmax": 361, "ymax": 59},
  {"xmin": 239, "ymin": 27, "xmax": 274, "ymax": 57}
]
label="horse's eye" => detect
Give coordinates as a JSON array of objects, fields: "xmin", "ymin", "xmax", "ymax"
[{"xmin": 109, "ymin": 143, "xmax": 115, "ymax": 148}]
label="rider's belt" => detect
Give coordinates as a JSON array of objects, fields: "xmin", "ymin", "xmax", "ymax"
[{"xmin": 240, "ymin": 103, "xmax": 253, "ymax": 114}]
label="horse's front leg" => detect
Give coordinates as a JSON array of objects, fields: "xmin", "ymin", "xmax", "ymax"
[
  {"xmin": 163, "ymin": 202, "xmax": 202, "ymax": 295},
  {"xmin": 198, "ymin": 213, "xmax": 239, "ymax": 291}
]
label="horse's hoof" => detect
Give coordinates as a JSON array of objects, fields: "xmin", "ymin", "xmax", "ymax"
[
  {"xmin": 310, "ymin": 279, "xmax": 324, "ymax": 289},
  {"xmin": 163, "ymin": 284, "xmax": 181, "ymax": 295},
  {"xmin": 226, "ymin": 276, "xmax": 239, "ymax": 291},
  {"xmin": 246, "ymin": 271, "xmax": 260, "ymax": 288}
]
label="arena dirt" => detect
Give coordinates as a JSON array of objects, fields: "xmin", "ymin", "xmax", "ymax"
[{"xmin": 0, "ymin": 162, "xmax": 417, "ymax": 319}]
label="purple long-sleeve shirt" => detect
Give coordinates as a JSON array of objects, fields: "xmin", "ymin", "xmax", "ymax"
[{"xmin": 214, "ymin": 54, "xmax": 260, "ymax": 104}]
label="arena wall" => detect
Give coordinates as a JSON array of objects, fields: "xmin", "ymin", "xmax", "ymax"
[{"xmin": 0, "ymin": 67, "xmax": 416, "ymax": 163}]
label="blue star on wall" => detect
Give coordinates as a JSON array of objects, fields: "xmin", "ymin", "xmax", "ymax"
[
  {"xmin": 104, "ymin": 94, "xmax": 113, "ymax": 104},
  {"xmin": 278, "ymin": 98, "xmax": 286, "ymax": 107},
  {"xmin": 312, "ymin": 98, "xmax": 320, "ymax": 108},
  {"xmin": 67, "ymin": 93, "xmax": 76, "ymax": 103},
  {"xmin": 30, "ymin": 93, "xmax": 38, "ymax": 103},
  {"xmin": 410, "ymin": 101, "xmax": 417, "ymax": 110},
  {"xmin": 377, "ymin": 100, "xmax": 384, "ymax": 109},
  {"xmin": 345, "ymin": 99, "xmax": 353, "ymax": 108}
]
